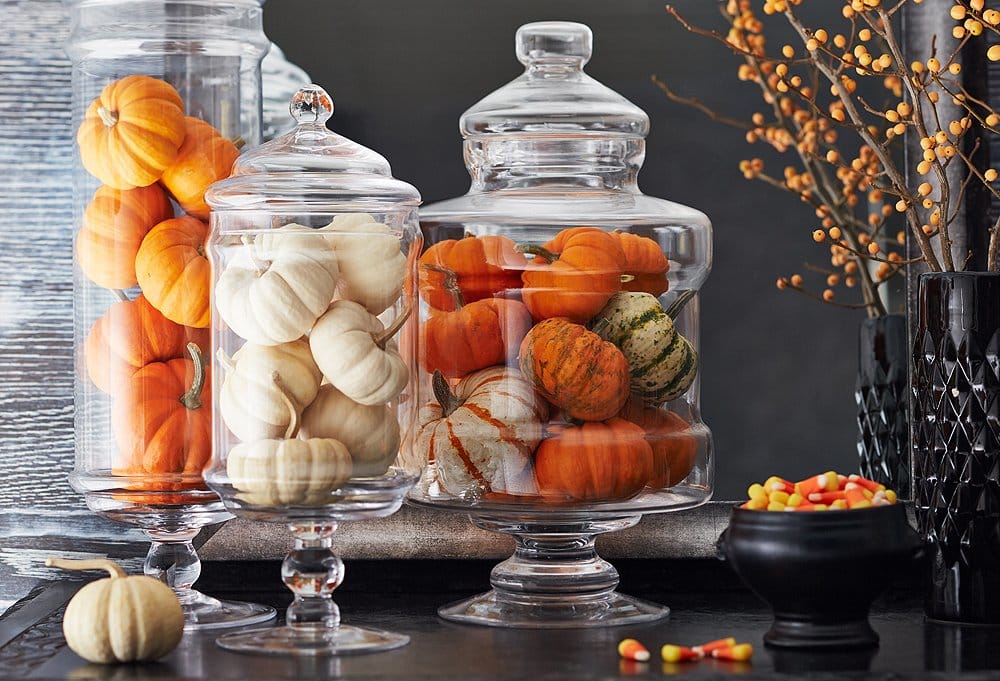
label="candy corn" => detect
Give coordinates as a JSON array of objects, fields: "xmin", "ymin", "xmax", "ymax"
[
  {"xmin": 693, "ymin": 637, "xmax": 736, "ymax": 655},
  {"xmin": 617, "ymin": 638, "xmax": 650, "ymax": 662},
  {"xmin": 741, "ymin": 472, "xmax": 898, "ymax": 512},
  {"xmin": 661, "ymin": 644, "xmax": 703, "ymax": 663},
  {"xmin": 711, "ymin": 643, "xmax": 754, "ymax": 661}
]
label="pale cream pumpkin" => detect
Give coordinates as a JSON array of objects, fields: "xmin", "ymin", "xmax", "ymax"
[
  {"xmin": 219, "ymin": 339, "xmax": 322, "ymax": 441},
  {"xmin": 216, "ymin": 228, "xmax": 339, "ymax": 345},
  {"xmin": 300, "ymin": 384, "xmax": 401, "ymax": 477},
  {"xmin": 308, "ymin": 300, "xmax": 409, "ymax": 406},
  {"xmin": 414, "ymin": 367, "xmax": 548, "ymax": 496},
  {"xmin": 45, "ymin": 558, "xmax": 183, "ymax": 664},
  {"xmin": 226, "ymin": 374, "xmax": 352, "ymax": 506},
  {"xmin": 321, "ymin": 214, "xmax": 407, "ymax": 316}
]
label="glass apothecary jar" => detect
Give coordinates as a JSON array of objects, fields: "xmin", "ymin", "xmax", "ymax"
[
  {"xmin": 205, "ymin": 85, "xmax": 422, "ymax": 655},
  {"xmin": 65, "ymin": 0, "xmax": 273, "ymax": 629},
  {"xmin": 404, "ymin": 22, "xmax": 713, "ymax": 628}
]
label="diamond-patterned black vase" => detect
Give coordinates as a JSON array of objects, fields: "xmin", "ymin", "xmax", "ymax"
[
  {"xmin": 857, "ymin": 314, "xmax": 909, "ymax": 497},
  {"xmin": 911, "ymin": 272, "xmax": 1000, "ymax": 623}
]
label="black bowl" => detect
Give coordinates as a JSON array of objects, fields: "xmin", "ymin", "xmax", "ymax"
[{"xmin": 717, "ymin": 503, "xmax": 923, "ymax": 650}]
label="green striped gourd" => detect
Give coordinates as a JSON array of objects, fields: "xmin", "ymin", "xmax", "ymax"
[{"xmin": 592, "ymin": 291, "xmax": 698, "ymax": 404}]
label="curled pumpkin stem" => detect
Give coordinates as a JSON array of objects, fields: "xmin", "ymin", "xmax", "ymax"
[
  {"xmin": 240, "ymin": 234, "xmax": 271, "ymax": 276},
  {"xmin": 46, "ymin": 557, "xmax": 126, "ymax": 579},
  {"xmin": 431, "ymin": 370, "xmax": 462, "ymax": 417},
  {"xmin": 180, "ymin": 342, "xmax": 205, "ymax": 411},
  {"xmin": 420, "ymin": 263, "xmax": 465, "ymax": 308},
  {"xmin": 665, "ymin": 289, "xmax": 696, "ymax": 320},
  {"xmin": 372, "ymin": 303, "xmax": 413, "ymax": 349},
  {"xmin": 271, "ymin": 371, "xmax": 301, "ymax": 440},
  {"xmin": 515, "ymin": 243, "xmax": 559, "ymax": 262}
]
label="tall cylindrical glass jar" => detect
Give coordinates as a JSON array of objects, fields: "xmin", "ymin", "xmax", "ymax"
[
  {"xmin": 405, "ymin": 22, "xmax": 713, "ymax": 628},
  {"xmin": 65, "ymin": 0, "xmax": 274, "ymax": 629}
]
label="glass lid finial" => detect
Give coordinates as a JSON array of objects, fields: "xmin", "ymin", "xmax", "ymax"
[{"xmin": 290, "ymin": 84, "xmax": 334, "ymax": 126}]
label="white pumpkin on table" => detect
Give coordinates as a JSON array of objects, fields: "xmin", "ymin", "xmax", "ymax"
[
  {"xmin": 215, "ymin": 226, "xmax": 339, "ymax": 346},
  {"xmin": 219, "ymin": 338, "xmax": 322, "ymax": 442},
  {"xmin": 45, "ymin": 558, "xmax": 183, "ymax": 664}
]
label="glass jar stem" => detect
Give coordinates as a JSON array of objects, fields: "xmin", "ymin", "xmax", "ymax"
[
  {"xmin": 143, "ymin": 526, "xmax": 276, "ymax": 630},
  {"xmin": 144, "ymin": 528, "xmax": 202, "ymax": 603},
  {"xmin": 283, "ymin": 523, "xmax": 344, "ymax": 631}
]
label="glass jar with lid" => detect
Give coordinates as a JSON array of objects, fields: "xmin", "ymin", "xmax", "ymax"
[
  {"xmin": 205, "ymin": 84, "xmax": 422, "ymax": 655},
  {"xmin": 66, "ymin": 0, "xmax": 273, "ymax": 629},
  {"xmin": 405, "ymin": 21, "xmax": 713, "ymax": 628}
]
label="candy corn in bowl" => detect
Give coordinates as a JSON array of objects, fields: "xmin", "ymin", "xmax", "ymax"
[{"xmin": 717, "ymin": 472, "xmax": 923, "ymax": 650}]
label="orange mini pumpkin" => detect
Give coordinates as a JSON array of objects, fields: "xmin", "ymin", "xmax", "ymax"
[
  {"xmin": 610, "ymin": 231, "xmax": 670, "ymax": 297},
  {"xmin": 135, "ymin": 216, "xmax": 210, "ymax": 328},
  {"xmin": 76, "ymin": 184, "xmax": 174, "ymax": 290},
  {"xmin": 520, "ymin": 227, "xmax": 626, "ymax": 323},
  {"xmin": 418, "ymin": 234, "xmax": 527, "ymax": 311},
  {"xmin": 518, "ymin": 318, "xmax": 629, "ymax": 421},
  {"xmin": 534, "ymin": 419, "xmax": 654, "ymax": 502},
  {"xmin": 112, "ymin": 343, "xmax": 211, "ymax": 476},
  {"xmin": 421, "ymin": 266, "xmax": 533, "ymax": 378},
  {"xmin": 160, "ymin": 117, "xmax": 240, "ymax": 219},
  {"xmin": 85, "ymin": 295, "xmax": 208, "ymax": 395},
  {"xmin": 77, "ymin": 75, "xmax": 186, "ymax": 189},
  {"xmin": 621, "ymin": 399, "xmax": 698, "ymax": 489}
]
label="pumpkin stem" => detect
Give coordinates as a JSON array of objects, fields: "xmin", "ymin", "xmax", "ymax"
[
  {"xmin": 231, "ymin": 136, "xmax": 246, "ymax": 150},
  {"xmin": 271, "ymin": 372, "xmax": 301, "ymax": 439},
  {"xmin": 372, "ymin": 303, "xmax": 412, "ymax": 350},
  {"xmin": 241, "ymin": 235, "xmax": 271, "ymax": 276},
  {"xmin": 420, "ymin": 263, "xmax": 465, "ymax": 309},
  {"xmin": 45, "ymin": 557, "xmax": 126, "ymax": 579},
  {"xmin": 620, "ymin": 274, "xmax": 636, "ymax": 284},
  {"xmin": 96, "ymin": 106, "xmax": 118, "ymax": 128},
  {"xmin": 665, "ymin": 289, "xmax": 696, "ymax": 320},
  {"xmin": 180, "ymin": 343, "xmax": 205, "ymax": 411},
  {"xmin": 217, "ymin": 348, "xmax": 236, "ymax": 374},
  {"xmin": 112, "ymin": 289, "xmax": 131, "ymax": 303},
  {"xmin": 590, "ymin": 316, "xmax": 613, "ymax": 338},
  {"xmin": 432, "ymin": 370, "xmax": 462, "ymax": 417},
  {"xmin": 515, "ymin": 243, "xmax": 559, "ymax": 262}
]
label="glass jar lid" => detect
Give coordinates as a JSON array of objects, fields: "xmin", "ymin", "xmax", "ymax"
[
  {"xmin": 460, "ymin": 22, "xmax": 650, "ymax": 139},
  {"xmin": 206, "ymin": 84, "xmax": 420, "ymax": 213}
]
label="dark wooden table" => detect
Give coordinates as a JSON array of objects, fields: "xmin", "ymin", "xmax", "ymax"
[{"xmin": 2, "ymin": 559, "xmax": 998, "ymax": 680}]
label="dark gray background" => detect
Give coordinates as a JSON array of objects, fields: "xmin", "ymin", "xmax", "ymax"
[{"xmin": 264, "ymin": 0, "xmax": 864, "ymax": 498}]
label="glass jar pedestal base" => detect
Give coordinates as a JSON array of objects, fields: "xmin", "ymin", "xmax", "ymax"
[
  {"xmin": 75, "ymin": 482, "xmax": 276, "ymax": 630},
  {"xmin": 438, "ymin": 515, "xmax": 669, "ymax": 629},
  {"xmin": 216, "ymin": 521, "xmax": 410, "ymax": 656},
  {"xmin": 145, "ymin": 527, "xmax": 276, "ymax": 630}
]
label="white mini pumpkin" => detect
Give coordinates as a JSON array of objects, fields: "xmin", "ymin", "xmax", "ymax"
[
  {"xmin": 308, "ymin": 300, "xmax": 409, "ymax": 406},
  {"xmin": 46, "ymin": 558, "xmax": 183, "ymax": 664},
  {"xmin": 227, "ymin": 437, "xmax": 352, "ymax": 507},
  {"xmin": 414, "ymin": 367, "xmax": 548, "ymax": 496},
  {"xmin": 300, "ymin": 384, "xmax": 401, "ymax": 477},
  {"xmin": 226, "ymin": 375, "xmax": 353, "ymax": 506},
  {"xmin": 321, "ymin": 214, "xmax": 407, "ymax": 316},
  {"xmin": 219, "ymin": 339, "xmax": 322, "ymax": 441},
  {"xmin": 216, "ymin": 227, "xmax": 339, "ymax": 345}
]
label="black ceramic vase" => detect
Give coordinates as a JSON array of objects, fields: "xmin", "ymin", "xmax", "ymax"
[
  {"xmin": 911, "ymin": 272, "xmax": 1000, "ymax": 624},
  {"xmin": 857, "ymin": 314, "xmax": 910, "ymax": 497}
]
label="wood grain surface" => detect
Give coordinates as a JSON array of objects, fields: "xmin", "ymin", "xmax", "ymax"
[{"xmin": 0, "ymin": 0, "xmax": 77, "ymax": 514}]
